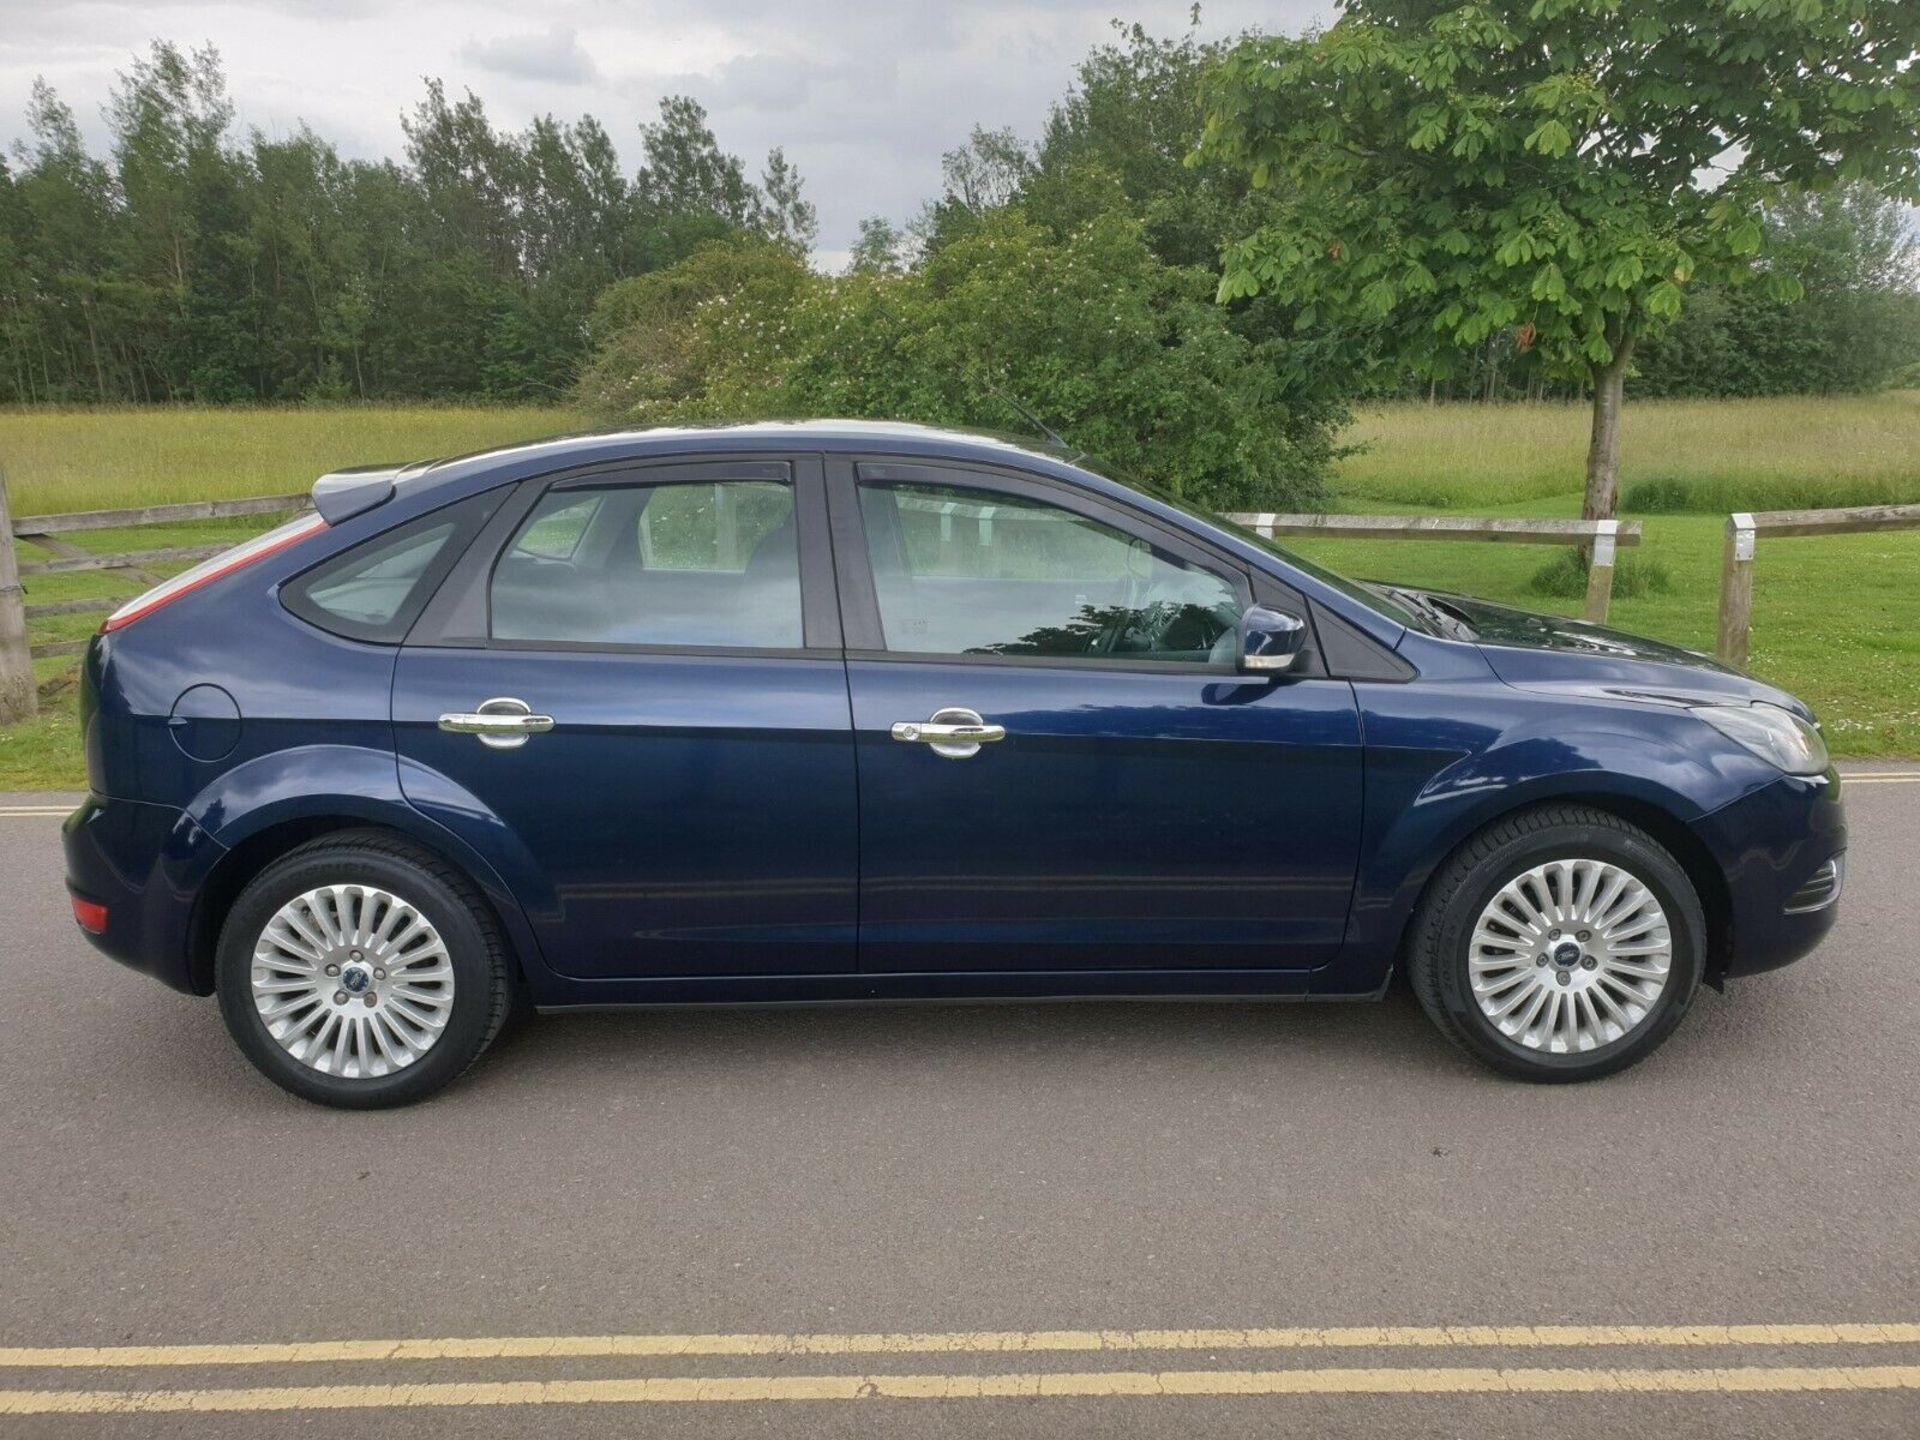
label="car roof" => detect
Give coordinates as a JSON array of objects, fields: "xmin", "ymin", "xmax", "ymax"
[{"xmin": 417, "ymin": 419, "xmax": 1076, "ymax": 482}]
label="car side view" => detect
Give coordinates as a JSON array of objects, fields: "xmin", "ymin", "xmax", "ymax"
[{"xmin": 62, "ymin": 422, "xmax": 1847, "ymax": 1107}]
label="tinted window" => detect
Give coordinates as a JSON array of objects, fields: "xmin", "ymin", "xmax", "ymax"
[
  {"xmin": 283, "ymin": 496, "xmax": 494, "ymax": 643},
  {"xmin": 858, "ymin": 482, "xmax": 1242, "ymax": 664},
  {"xmin": 491, "ymin": 480, "xmax": 802, "ymax": 649}
]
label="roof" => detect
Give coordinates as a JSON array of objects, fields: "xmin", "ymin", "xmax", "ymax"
[{"xmin": 418, "ymin": 418, "xmax": 1078, "ymax": 482}]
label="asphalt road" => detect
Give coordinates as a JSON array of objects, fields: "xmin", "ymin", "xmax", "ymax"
[{"xmin": 2, "ymin": 772, "xmax": 1918, "ymax": 1438}]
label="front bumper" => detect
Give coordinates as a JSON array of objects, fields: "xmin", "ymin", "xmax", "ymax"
[
  {"xmin": 1693, "ymin": 769, "xmax": 1848, "ymax": 979},
  {"xmin": 62, "ymin": 794, "xmax": 226, "ymax": 995}
]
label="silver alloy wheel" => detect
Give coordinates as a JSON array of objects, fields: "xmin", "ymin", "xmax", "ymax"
[
  {"xmin": 1467, "ymin": 857, "xmax": 1673, "ymax": 1055},
  {"xmin": 250, "ymin": 884, "xmax": 456, "ymax": 1079}
]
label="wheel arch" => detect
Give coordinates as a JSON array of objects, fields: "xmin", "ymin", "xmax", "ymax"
[
  {"xmin": 1392, "ymin": 791, "xmax": 1734, "ymax": 987},
  {"xmin": 186, "ymin": 813, "xmax": 540, "ymax": 998}
]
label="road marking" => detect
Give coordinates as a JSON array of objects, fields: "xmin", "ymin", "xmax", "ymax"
[
  {"xmin": 1843, "ymin": 774, "xmax": 1920, "ymax": 785},
  {"xmin": 0, "ymin": 807, "xmax": 71, "ymax": 818},
  {"xmin": 6, "ymin": 1323, "xmax": 1920, "ymax": 1370},
  {"xmin": 3, "ymin": 1364, "xmax": 1919, "ymax": 1414}
]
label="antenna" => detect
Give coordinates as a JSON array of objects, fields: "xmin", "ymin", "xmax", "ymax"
[{"xmin": 984, "ymin": 385, "xmax": 1073, "ymax": 453}]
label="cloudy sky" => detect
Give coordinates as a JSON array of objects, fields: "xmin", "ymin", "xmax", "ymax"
[{"xmin": 0, "ymin": 0, "xmax": 1336, "ymax": 267}]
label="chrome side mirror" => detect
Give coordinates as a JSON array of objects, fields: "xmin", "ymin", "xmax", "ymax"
[{"xmin": 1237, "ymin": 605, "xmax": 1307, "ymax": 675}]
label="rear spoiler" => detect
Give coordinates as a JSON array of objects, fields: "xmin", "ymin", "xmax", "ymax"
[{"xmin": 311, "ymin": 465, "xmax": 403, "ymax": 524}]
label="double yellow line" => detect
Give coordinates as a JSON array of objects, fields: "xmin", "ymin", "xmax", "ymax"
[{"xmin": 4, "ymin": 1323, "xmax": 1918, "ymax": 1415}]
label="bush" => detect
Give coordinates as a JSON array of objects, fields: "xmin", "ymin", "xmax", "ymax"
[{"xmin": 576, "ymin": 215, "xmax": 1348, "ymax": 514}]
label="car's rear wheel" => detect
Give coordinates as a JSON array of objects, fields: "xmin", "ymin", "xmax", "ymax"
[
  {"xmin": 215, "ymin": 831, "xmax": 513, "ymax": 1108},
  {"xmin": 1407, "ymin": 805, "xmax": 1706, "ymax": 1082}
]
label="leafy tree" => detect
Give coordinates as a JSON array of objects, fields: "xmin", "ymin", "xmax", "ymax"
[
  {"xmin": 1031, "ymin": 19, "xmax": 1258, "ymax": 270},
  {"xmin": 759, "ymin": 147, "xmax": 817, "ymax": 257},
  {"xmin": 847, "ymin": 215, "xmax": 904, "ymax": 275},
  {"xmin": 633, "ymin": 96, "xmax": 759, "ymax": 230},
  {"xmin": 1198, "ymin": 0, "xmax": 1920, "ymax": 523},
  {"xmin": 583, "ymin": 212, "xmax": 1342, "ymax": 511},
  {"xmin": 1635, "ymin": 185, "xmax": 1920, "ymax": 397}
]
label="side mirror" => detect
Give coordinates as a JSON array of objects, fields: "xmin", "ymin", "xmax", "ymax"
[{"xmin": 1237, "ymin": 605, "xmax": 1307, "ymax": 675}]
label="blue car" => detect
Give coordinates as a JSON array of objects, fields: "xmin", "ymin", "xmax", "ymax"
[{"xmin": 63, "ymin": 422, "xmax": 1846, "ymax": 1106}]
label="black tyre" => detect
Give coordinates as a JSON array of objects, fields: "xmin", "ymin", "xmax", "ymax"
[
  {"xmin": 215, "ymin": 830, "xmax": 514, "ymax": 1108},
  {"xmin": 1407, "ymin": 805, "xmax": 1705, "ymax": 1082}
]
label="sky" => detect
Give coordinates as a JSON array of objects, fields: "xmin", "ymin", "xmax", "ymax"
[{"xmin": 0, "ymin": 0, "xmax": 1337, "ymax": 269}]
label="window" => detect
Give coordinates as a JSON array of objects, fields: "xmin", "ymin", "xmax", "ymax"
[
  {"xmin": 490, "ymin": 479, "xmax": 802, "ymax": 649},
  {"xmin": 282, "ymin": 496, "xmax": 493, "ymax": 643},
  {"xmin": 858, "ymin": 482, "xmax": 1242, "ymax": 665}
]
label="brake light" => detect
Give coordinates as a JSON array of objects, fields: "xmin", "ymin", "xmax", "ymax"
[
  {"xmin": 71, "ymin": 895, "xmax": 109, "ymax": 934},
  {"xmin": 102, "ymin": 513, "xmax": 329, "ymax": 633}
]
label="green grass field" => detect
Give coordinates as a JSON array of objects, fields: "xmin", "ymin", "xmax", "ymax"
[{"xmin": 2, "ymin": 394, "xmax": 1917, "ymax": 789}]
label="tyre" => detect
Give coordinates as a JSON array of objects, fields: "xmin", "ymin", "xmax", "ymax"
[
  {"xmin": 215, "ymin": 830, "xmax": 514, "ymax": 1108},
  {"xmin": 1407, "ymin": 805, "xmax": 1705, "ymax": 1082}
]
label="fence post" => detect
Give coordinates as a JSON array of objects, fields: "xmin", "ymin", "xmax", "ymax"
[
  {"xmin": 1716, "ymin": 511, "xmax": 1756, "ymax": 669},
  {"xmin": 0, "ymin": 468, "xmax": 37, "ymax": 723},
  {"xmin": 1583, "ymin": 519, "xmax": 1618, "ymax": 624}
]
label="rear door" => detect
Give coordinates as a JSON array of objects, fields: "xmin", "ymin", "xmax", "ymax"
[
  {"xmin": 832, "ymin": 459, "xmax": 1364, "ymax": 976},
  {"xmin": 393, "ymin": 456, "xmax": 858, "ymax": 980}
]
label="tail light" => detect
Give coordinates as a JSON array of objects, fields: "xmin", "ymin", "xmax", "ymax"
[
  {"xmin": 70, "ymin": 895, "xmax": 109, "ymax": 934},
  {"xmin": 102, "ymin": 513, "xmax": 329, "ymax": 633}
]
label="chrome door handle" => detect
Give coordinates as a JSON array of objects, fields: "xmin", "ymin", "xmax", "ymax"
[
  {"xmin": 437, "ymin": 697, "xmax": 555, "ymax": 750},
  {"xmin": 890, "ymin": 706, "xmax": 1005, "ymax": 760}
]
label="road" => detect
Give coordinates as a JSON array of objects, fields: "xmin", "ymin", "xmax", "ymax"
[{"xmin": 1, "ymin": 771, "xmax": 1917, "ymax": 1437}]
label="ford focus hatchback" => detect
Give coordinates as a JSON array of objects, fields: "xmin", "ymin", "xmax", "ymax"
[{"xmin": 63, "ymin": 423, "xmax": 1846, "ymax": 1107}]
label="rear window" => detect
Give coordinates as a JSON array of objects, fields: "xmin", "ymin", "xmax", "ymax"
[{"xmin": 282, "ymin": 494, "xmax": 496, "ymax": 643}]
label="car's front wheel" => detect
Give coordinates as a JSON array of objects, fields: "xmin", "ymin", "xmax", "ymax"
[
  {"xmin": 1408, "ymin": 805, "xmax": 1706, "ymax": 1082},
  {"xmin": 215, "ymin": 831, "xmax": 514, "ymax": 1107}
]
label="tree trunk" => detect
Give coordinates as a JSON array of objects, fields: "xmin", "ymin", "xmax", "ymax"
[{"xmin": 1582, "ymin": 332, "xmax": 1636, "ymax": 524}]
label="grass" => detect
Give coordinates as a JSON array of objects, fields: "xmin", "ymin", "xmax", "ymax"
[
  {"xmin": 0, "ymin": 402, "xmax": 583, "ymax": 517},
  {"xmin": 1336, "ymin": 390, "xmax": 1920, "ymax": 511},
  {"xmin": 2, "ymin": 393, "xmax": 1917, "ymax": 789}
]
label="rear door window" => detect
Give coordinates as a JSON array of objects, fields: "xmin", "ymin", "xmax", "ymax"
[{"xmin": 490, "ymin": 479, "xmax": 802, "ymax": 649}]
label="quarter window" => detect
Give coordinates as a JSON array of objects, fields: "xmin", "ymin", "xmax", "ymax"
[
  {"xmin": 857, "ymin": 482, "xmax": 1243, "ymax": 665},
  {"xmin": 490, "ymin": 480, "xmax": 802, "ymax": 649},
  {"xmin": 282, "ymin": 493, "xmax": 497, "ymax": 643}
]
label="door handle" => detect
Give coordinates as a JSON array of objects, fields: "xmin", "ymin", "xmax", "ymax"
[
  {"xmin": 437, "ymin": 697, "xmax": 555, "ymax": 750},
  {"xmin": 890, "ymin": 706, "xmax": 1005, "ymax": 760}
]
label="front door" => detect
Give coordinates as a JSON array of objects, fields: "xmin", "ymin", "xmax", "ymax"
[
  {"xmin": 833, "ymin": 461, "xmax": 1364, "ymax": 975},
  {"xmin": 394, "ymin": 457, "xmax": 858, "ymax": 980}
]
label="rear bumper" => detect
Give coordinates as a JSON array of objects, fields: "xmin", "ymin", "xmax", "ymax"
[
  {"xmin": 62, "ymin": 795, "xmax": 225, "ymax": 995},
  {"xmin": 1694, "ymin": 770, "xmax": 1848, "ymax": 979}
]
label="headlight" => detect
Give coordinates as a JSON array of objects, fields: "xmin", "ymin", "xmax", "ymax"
[{"xmin": 1693, "ymin": 702, "xmax": 1829, "ymax": 776}]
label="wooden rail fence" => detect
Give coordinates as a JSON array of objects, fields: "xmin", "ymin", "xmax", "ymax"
[
  {"xmin": 1227, "ymin": 512, "xmax": 1638, "ymax": 626},
  {"xmin": 0, "ymin": 469, "xmax": 309, "ymax": 721},
  {"xmin": 1716, "ymin": 503, "xmax": 1920, "ymax": 668}
]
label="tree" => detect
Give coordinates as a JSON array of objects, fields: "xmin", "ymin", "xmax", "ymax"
[
  {"xmin": 580, "ymin": 212, "xmax": 1343, "ymax": 512},
  {"xmin": 758, "ymin": 147, "xmax": 817, "ymax": 257},
  {"xmin": 1198, "ymin": 0, "xmax": 1920, "ymax": 524},
  {"xmin": 847, "ymin": 215, "xmax": 903, "ymax": 275},
  {"xmin": 1635, "ymin": 185, "xmax": 1920, "ymax": 397}
]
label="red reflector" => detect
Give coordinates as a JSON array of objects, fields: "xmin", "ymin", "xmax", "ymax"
[{"xmin": 71, "ymin": 895, "xmax": 109, "ymax": 934}]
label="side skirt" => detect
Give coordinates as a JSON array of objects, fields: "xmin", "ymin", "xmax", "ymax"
[{"xmin": 532, "ymin": 967, "xmax": 1391, "ymax": 1012}]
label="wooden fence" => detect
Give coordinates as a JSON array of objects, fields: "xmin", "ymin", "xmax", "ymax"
[
  {"xmin": 1716, "ymin": 503, "xmax": 1920, "ymax": 667},
  {"xmin": 1227, "ymin": 512, "xmax": 1638, "ymax": 626},
  {"xmin": 0, "ymin": 469, "xmax": 308, "ymax": 721}
]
